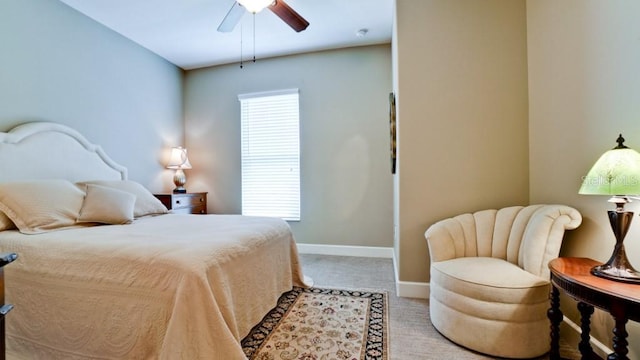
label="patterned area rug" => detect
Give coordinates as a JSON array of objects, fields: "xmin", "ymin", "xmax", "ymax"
[{"xmin": 242, "ymin": 287, "xmax": 388, "ymax": 360}]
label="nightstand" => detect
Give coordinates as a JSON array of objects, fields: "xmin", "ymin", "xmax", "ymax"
[{"xmin": 154, "ymin": 192, "xmax": 207, "ymax": 214}]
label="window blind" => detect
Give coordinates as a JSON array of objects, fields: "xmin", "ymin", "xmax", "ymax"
[{"xmin": 239, "ymin": 89, "xmax": 300, "ymax": 221}]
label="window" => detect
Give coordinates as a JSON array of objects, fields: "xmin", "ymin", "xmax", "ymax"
[{"xmin": 239, "ymin": 89, "xmax": 300, "ymax": 221}]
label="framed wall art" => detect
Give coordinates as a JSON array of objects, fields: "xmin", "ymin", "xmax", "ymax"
[{"xmin": 389, "ymin": 92, "xmax": 397, "ymax": 174}]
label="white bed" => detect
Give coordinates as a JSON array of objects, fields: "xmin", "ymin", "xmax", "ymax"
[{"xmin": 0, "ymin": 122, "xmax": 307, "ymax": 359}]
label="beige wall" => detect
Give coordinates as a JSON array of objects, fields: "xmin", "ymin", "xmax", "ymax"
[
  {"xmin": 393, "ymin": 0, "xmax": 530, "ymax": 282},
  {"xmin": 528, "ymin": 0, "xmax": 640, "ymax": 357},
  {"xmin": 0, "ymin": 0, "xmax": 184, "ymax": 190},
  {"xmin": 184, "ymin": 45, "xmax": 394, "ymax": 247}
]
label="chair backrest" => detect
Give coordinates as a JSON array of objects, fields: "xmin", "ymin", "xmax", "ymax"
[{"xmin": 426, "ymin": 205, "xmax": 582, "ymax": 278}]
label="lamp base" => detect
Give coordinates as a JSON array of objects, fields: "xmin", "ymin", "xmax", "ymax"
[
  {"xmin": 591, "ymin": 264, "xmax": 640, "ymax": 284},
  {"xmin": 590, "ymin": 208, "xmax": 640, "ymax": 284},
  {"xmin": 172, "ymin": 169, "xmax": 187, "ymax": 194}
]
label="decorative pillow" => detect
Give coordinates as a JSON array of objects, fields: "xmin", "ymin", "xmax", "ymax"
[
  {"xmin": 77, "ymin": 184, "xmax": 136, "ymax": 225},
  {"xmin": 77, "ymin": 180, "xmax": 168, "ymax": 218},
  {"xmin": 0, "ymin": 180, "xmax": 85, "ymax": 234},
  {"xmin": 0, "ymin": 211, "xmax": 16, "ymax": 231}
]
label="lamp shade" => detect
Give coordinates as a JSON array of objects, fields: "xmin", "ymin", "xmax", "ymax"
[
  {"xmin": 579, "ymin": 135, "xmax": 640, "ymax": 196},
  {"xmin": 166, "ymin": 147, "xmax": 192, "ymax": 170},
  {"xmin": 237, "ymin": 0, "xmax": 273, "ymax": 13}
]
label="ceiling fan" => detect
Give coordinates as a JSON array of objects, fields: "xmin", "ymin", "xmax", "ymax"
[{"xmin": 217, "ymin": 0, "xmax": 310, "ymax": 33}]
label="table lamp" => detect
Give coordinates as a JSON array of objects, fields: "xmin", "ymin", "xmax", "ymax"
[
  {"xmin": 167, "ymin": 146, "xmax": 192, "ymax": 193},
  {"xmin": 579, "ymin": 134, "xmax": 640, "ymax": 283}
]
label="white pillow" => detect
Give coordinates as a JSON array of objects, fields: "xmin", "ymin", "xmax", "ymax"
[
  {"xmin": 0, "ymin": 211, "xmax": 16, "ymax": 231},
  {"xmin": 78, "ymin": 180, "xmax": 168, "ymax": 218},
  {"xmin": 77, "ymin": 184, "xmax": 136, "ymax": 225},
  {"xmin": 0, "ymin": 180, "xmax": 86, "ymax": 234}
]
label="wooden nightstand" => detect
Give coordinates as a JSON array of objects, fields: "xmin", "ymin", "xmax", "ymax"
[{"xmin": 154, "ymin": 192, "xmax": 207, "ymax": 214}]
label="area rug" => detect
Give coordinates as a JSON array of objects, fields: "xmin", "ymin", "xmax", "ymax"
[{"xmin": 241, "ymin": 287, "xmax": 388, "ymax": 360}]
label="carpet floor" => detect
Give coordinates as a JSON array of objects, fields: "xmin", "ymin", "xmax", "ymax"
[{"xmin": 298, "ymin": 254, "xmax": 582, "ymax": 360}]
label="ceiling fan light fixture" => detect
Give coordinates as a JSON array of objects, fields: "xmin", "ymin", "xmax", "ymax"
[{"xmin": 236, "ymin": 0, "xmax": 274, "ymax": 14}]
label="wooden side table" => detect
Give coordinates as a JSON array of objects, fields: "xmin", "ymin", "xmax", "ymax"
[
  {"xmin": 154, "ymin": 192, "xmax": 207, "ymax": 214},
  {"xmin": 548, "ymin": 257, "xmax": 640, "ymax": 360}
]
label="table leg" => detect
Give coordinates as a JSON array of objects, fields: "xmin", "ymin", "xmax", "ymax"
[
  {"xmin": 548, "ymin": 285, "xmax": 563, "ymax": 360},
  {"xmin": 577, "ymin": 301, "xmax": 594, "ymax": 359},
  {"xmin": 608, "ymin": 312, "xmax": 629, "ymax": 360}
]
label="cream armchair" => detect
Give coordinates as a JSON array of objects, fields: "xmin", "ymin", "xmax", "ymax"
[{"xmin": 425, "ymin": 205, "xmax": 582, "ymax": 359}]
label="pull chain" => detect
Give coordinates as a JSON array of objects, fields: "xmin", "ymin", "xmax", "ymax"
[
  {"xmin": 239, "ymin": 23, "xmax": 243, "ymax": 68},
  {"xmin": 240, "ymin": 13, "xmax": 258, "ymax": 68}
]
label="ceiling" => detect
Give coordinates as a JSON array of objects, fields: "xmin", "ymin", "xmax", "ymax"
[{"xmin": 58, "ymin": 0, "xmax": 394, "ymax": 70}]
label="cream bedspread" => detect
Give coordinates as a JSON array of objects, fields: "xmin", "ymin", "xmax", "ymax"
[{"xmin": 0, "ymin": 214, "xmax": 306, "ymax": 360}]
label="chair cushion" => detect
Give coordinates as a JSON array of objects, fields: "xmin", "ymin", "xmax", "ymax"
[{"xmin": 431, "ymin": 257, "xmax": 549, "ymax": 305}]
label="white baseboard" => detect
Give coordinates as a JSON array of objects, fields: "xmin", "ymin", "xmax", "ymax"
[
  {"xmin": 296, "ymin": 243, "xmax": 394, "ymax": 258},
  {"xmin": 396, "ymin": 280, "xmax": 430, "ymax": 299},
  {"xmin": 392, "ymin": 251, "xmax": 430, "ymax": 299},
  {"xmin": 561, "ymin": 316, "xmax": 612, "ymax": 358}
]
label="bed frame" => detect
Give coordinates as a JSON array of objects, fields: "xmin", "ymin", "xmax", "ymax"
[{"xmin": 0, "ymin": 122, "xmax": 127, "ymax": 183}]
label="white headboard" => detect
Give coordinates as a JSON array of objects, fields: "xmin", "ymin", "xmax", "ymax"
[{"xmin": 0, "ymin": 122, "xmax": 127, "ymax": 183}]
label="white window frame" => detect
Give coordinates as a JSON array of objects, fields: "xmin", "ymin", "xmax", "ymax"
[{"xmin": 239, "ymin": 88, "xmax": 301, "ymax": 221}]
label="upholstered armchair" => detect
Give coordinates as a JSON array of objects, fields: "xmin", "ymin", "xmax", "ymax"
[{"xmin": 425, "ymin": 205, "xmax": 582, "ymax": 359}]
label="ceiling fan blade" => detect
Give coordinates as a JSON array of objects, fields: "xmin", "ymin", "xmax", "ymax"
[
  {"xmin": 268, "ymin": 0, "xmax": 309, "ymax": 32},
  {"xmin": 217, "ymin": 2, "xmax": 246, "ymax": 33}
]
